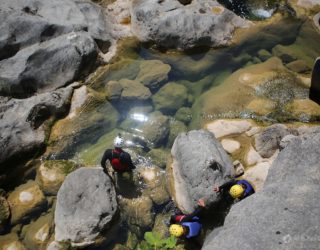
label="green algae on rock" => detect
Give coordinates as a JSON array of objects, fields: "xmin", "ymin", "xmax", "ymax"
[
  {"xmin": 0, "ymin": 233, "xmax": 27, "ymax": 250},
  {"xmin": 36, "ymin": 160, "xmax": 77, "ymax": 195}
]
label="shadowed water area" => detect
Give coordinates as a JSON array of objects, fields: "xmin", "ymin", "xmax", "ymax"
[{"xmin": 2, "ymin": 9, "xmax": 320, "ymax": 250}]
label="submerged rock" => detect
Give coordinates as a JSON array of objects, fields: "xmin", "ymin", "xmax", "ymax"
[
  {"xmin": 36, "ymin": 160, "xmax": 78, "ymax": 195},
  {"xmin": 55, "ymin": 167, "xmax": 118, "ymax": 247},
  {"xmin": 8, "ymin": 181, "xmax": 47, "ymax": 225},
  {"xmin": 23, "ymin": 213, "xmax": 54, "ymax": 250},
  {"xmin": 0, "ymin": 87, "xmax": 73, "ymax": 170},
  {"xmin": 167, "ymin": 120, "xmax": 188, "ymax": 148},
  {"xmin": 152, "ymin": 83, "xmax": 188, "ymax": 114},
  {"xmin": 167, "ymin": 130, "xmax": 234, "ymax": 213},
  {"xmin": 202, "ymin": 131, "xmax": 320, "ymax": 250},
  {"xmin": 135, "ymin": 60, "xmax": 171, "ymax": 90},
  {"xmin": 131, "ymin": 0, "xmax": 250, "ymax": 50},
  {"xmin": 0, "ymin": 233, "xmax": 27, "ymax": 250},
  {"xmin": 0, "ymin": 196, "xmax": 10, "ymax": 232}
]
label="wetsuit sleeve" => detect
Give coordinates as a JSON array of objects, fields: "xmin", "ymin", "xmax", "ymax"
[
  {"xmin": 219, "ymin": 180, "xmax": 237, "ymax": 192},
  {"xmin": 180, "ymin": 206, "xmax": 204, "ymax": 223},
  {"xmin": 101, "ymin": 149, "xmax": 112, "ymax": 169}
]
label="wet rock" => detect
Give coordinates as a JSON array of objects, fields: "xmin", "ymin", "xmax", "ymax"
[
  {"xmin": 254, "ymin": 124, "xmax": 292, "ymax": 158},
  {"xmin": 0, "ymin": 233, "xmax": 27, "ymax": 250},
  {"xmin": 285, "ymin": 99, "xmax": 320, "ymax": 119},
  {"xmin": 140, "ymin": 112, "xmax": 170, "ymax": 147},
  {"xmin": 131, "ymin": 0, "xmax": 250, "ymax": 50},
  {"xmin": 48, "ymin": 87, "xmax": 119, "ymax": 156},
  {"xmin": 152, "ymin": 83, "xmax": 188, "ymax": 114},
  {"xmin": 139, "ymin": 166, "xmax": 170, "ymax": 205},
  {"xmin": 272, "ymin": 44, "xmax": 297, "ymax": 63},
  {"xmin": 205, "ymin": 119, "xmax": 252, "ymax": 138},
  {"xmin": 0, "ymin": 32, "xmax": 97, "ymax": 98},
  {"xmin": 0, "ymin": 87, "xmax": 73, "ymax": 170},
  {"xmin": 221, "ymin": 139, "xmax": 241, "ymax": 154},
  {"xmin": 0, "ymin": 196, "xmax": 10, "ymax": 232},
  {"xmin": 146, "ymin": 148, "xmax": 170, "ymax": 169},
  {"xmin": 167, "ymin": 130, "xmax": 234, "ymax": 213},
  {"xmin": 202, "ymin": 131, "xmax": 320, "ymax": 250},
  {"xmin": 257, "ymin": 49, "xmax": 272, "ymax": 61},
  {"xmin": 55, "ymin": 167, "xmax": 118, "ymax": 247},
  {"xmin": 120, "ymin": 79, "xmax": 152, "ymax": 101},
  {"xmin": 135, "ymin": 60, "xmax": 171, "ymax": 90},
  {"xmin": 174, "ymin": 107, "xmax": 192, "ymax": 125},
  {"xmin": 286, "ymin": 59, "xmax": 311, "ymax": 73},
  {"xmin": 36, "ymin": 160, "xmax": 78, "ymax": 195},
  {"xmin": 167, "ymin": 120, "xmax": 188, "ymax": 148},
  {"xmin": 152, "ymin": 213, "xmax": 171, "ymax": 238},
  {"xmin": 23, "ymin": 213, "xmax": 54, "ymax": 250},
  {"xmin": 119, "ymin": 195, "xmax": 154, "ymax": 234},
  {"xmin": 246, "ymin": 98, "xmax": 275, "ymax": 116},
  {"xmin": 8, "ymin": 181, "xmax": 47, "ymax": 225}
]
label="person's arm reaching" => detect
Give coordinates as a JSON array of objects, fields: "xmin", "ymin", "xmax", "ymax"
[
  {"xmin": 180, "ymin": 199, "xmax": 205, "ymax": 223},
  {"xmin": 213, "ymin": 180, "xmax": 237, "ymax": 193}
]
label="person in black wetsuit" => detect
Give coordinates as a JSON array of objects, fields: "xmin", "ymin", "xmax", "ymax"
[
  {"xmin": 213, "ymin": 179, "xmax": 255, "ymax": 201},
  {"xmin": 100, "ymin": 135, "xmax": 135, "ymax": 184}
]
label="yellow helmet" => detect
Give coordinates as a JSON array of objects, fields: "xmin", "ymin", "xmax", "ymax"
[
  {"xmin": 229, "ymin": 184, "xmax": 244, "ymax": 199},
  {"xmin": 169, "ymin": 224, "xmax": 184, "ymax": 237}
]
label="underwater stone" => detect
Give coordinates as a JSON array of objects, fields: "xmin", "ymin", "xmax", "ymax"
[
  {"xmin": 0, "ymin": 233, "xmax": 27, "ymax": 250},
  {"xmin": 8, "ymin": 181, "xmax": 47, "ymax": 225},
  {"xmin": 152, "ymin": 83, "xmax": 188, "ymax": 114},
  {"xmin": 167, "ymin": 120, "xmax": 188, "ymax": 148},
  {"xmin": 286, "ymin": 59, "xmax": 311, "ymax": 73},
  {"xmin": 272, "ymin": 44, "xmax": 297, "ymax": 63}
]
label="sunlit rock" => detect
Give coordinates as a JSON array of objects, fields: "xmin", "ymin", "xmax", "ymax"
[
  {"xmin": 286, "ymin": 59, "xmax": 311, "ymax": 73},
  {"xmin": 36, "ymin": 160, "xmax": 77, "ymax": 195},
  {"xmin": 246, "ymin": 98, "xmax": 275, "ymax": 116},
  {"xmin": 285, "ymin": 99, "xmax": 320, "ymax": 119},
  {"xmin": 8, "ymin": 181, "xmax": 47, "ymax": 225},
  {"xmin": 202, "ymin": 131, "xmax": 320, "ymax": 250},
  {"xmin": 55, "ymin": 168, "xmax": 118, "ymax": 247},
  {"xmin": 167, "ymin": 130, "xmax": 233, "ymax": 213},
  {"xmin": 23, "ymin": 213, "xmax": 54, "ymax": 249},
  {"xmin": 152, "ymin": 83, "xmax": 188, "ymax": 114},
  {"xmin": 0, "ymin": 233, "xmax": 27, "ymax": 250},
  {"xmin": 221, "ymin": 139, "xmax": 241, "ymax": 154},
  {"xmin": 135, "ymin": 60, "xmax": 171, "ymax": 90},
  {"xmin": 245, "ymin": 146, "xmax": 263, "ymax": 166},
  {"xmin": 205, "ymin": 119, "xmax": 252, "ymax": 138},
  {"xmin": 131, "ymin": 0, "xmax": 251, "ymax": 50}
]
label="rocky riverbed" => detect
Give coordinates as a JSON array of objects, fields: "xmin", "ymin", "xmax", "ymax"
[{"xmin": 1, "ymin": 0, "xmax": 320, "ymax": 249}]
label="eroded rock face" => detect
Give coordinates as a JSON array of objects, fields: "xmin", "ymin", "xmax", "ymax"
[
  {"xmin": 202, "ymin": 131, "xmax": 320, "ymax": 250},
  {"xmin": 0, "ymin": 0, "xmax": 113, "ymax": 97},
  {"xmin": 131, "ymin": 0, "xmax": 250, "ymax": 50},
  {"xmin": 0, "ymin": 87, "xmax": 73, "ymax": 171},
  {"xmin": 168, "ymin": 130, "xmax": 234, "ymax": 213},
  {"xmin": 54, "ymin": 167, "xmax": 118, "ymax": 247}
]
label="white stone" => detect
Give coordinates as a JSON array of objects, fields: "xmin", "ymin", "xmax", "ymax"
[
  {"xmin": 244, "ymin": 162, "xmax": 271, "ymax": 192},
  {"xmin": 6, "ymin": 243, "xmax": 19, "ymax": 250},
  {"xmin": 39, "ymin": 165, "xmax": 58, "ymax": 182},
  {"xmin": 140, "ymin": 168, "xmax": 156, "ymax": 181},
  {"xmin": 221, "ymin": 139, "xmax": 241, "ymax": 154},
  {"xmin": 19, "ymin": 191, "xmax": 33, "ymax": 203},
  {"xmin": 297, "ymin": 0, "xmax": 320, "ymax": 8},
  {"xmin": 246, "ymin": 146, "xmax": 263, "ymax": 166},
  {"xmin": 47, "ymin": 241, "xmax": 63, "ymax": 250},
  {"xmin": 206, "ymin": 119, "xmax": 252, "ymax": 138},
  {"xmin": 245, "ymin": 126, "xmax": 261, "ymax": 137}
]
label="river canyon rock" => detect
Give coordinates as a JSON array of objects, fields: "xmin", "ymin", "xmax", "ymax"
[
  {"xmin": 0, "ymin": 233, "xmax": 27, "ymax": 250},
  {"xmin": 54, "ymin": 167, "xmax": 118, "ymax": 247},
  {"xmin": 0, "ymin": 87, "xmax": 73, "ymax": 171},
  {"xmin": 0, "ymin": 0, "xmax": 113, "ymax": 97},
  {"xmin": 131, "ymin": 0, "xmax": 251, "ymax": 50},
  {"xmin": 168, "ymin": 130, "xmax": 234, "ymax": 213},
  {"xmin": 202, "ymin": 131, "xmax": 320, "ymax": 250}
]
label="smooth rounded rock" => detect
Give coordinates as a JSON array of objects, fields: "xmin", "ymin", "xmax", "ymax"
[
  {"xmin": 221, "ymin": 139, "xmax": 241, "ymax": 154},
  {"xmin": 206, "ymin": 119, "xmax": 252, "ymax": 138}
]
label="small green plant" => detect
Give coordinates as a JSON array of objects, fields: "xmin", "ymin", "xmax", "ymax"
[{"xmin": 137, "ymin": 231, "xmax": 177, "ymax": 250}]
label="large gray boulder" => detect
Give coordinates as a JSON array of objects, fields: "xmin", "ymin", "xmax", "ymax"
[
  {"xmin": 131, "ymin": 0, "xmax": 250, "ymax": 50},
  {"xmin": 0, "ymin": 32, "xmax": 97, "ymax": 97},
  {"xmin": 0, "ymin": 87, "xmax": 73, "ymax": 170},
  {"xmin": 168, "ymin": 130, "xmax": 234, "ymax": 213},
  {"xmin": 0, "ymin": 0, "xmax": 113, "ymax": 97},
  {"xmin": 202, "ymin": 131, "xmax": 320, "ymax": 250},
  {"xmin": 55, "ymin": 167, "xmax": 118, "ymax": 247}
]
